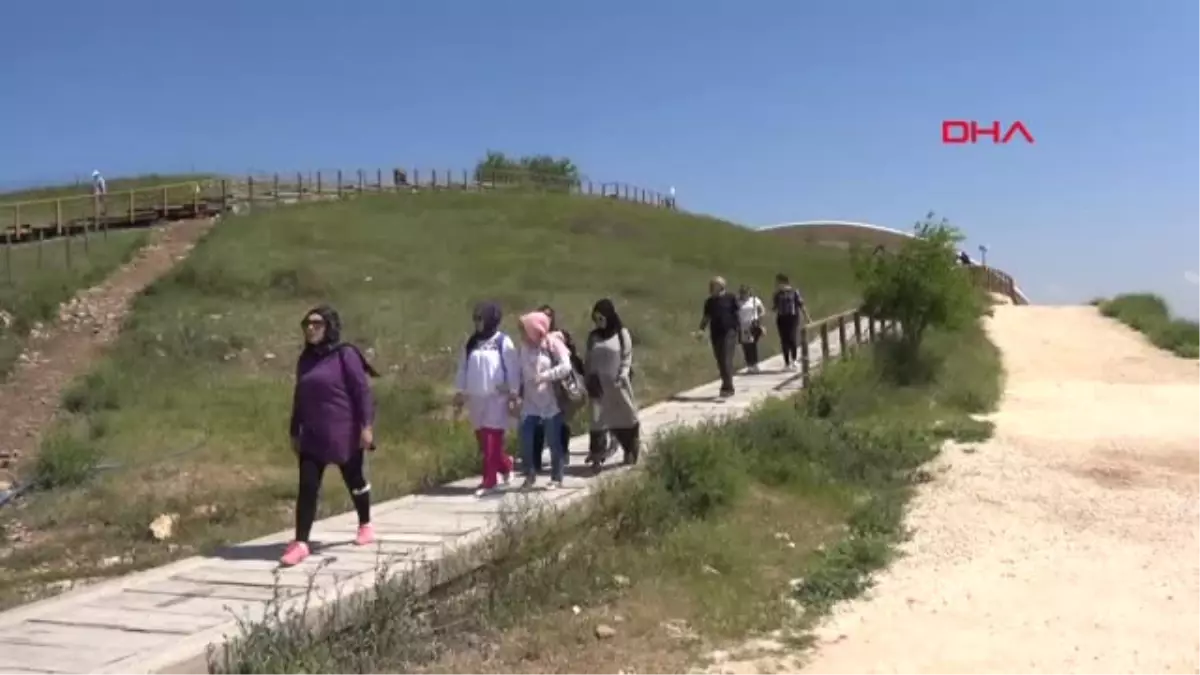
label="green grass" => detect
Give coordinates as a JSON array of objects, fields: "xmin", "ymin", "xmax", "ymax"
[
  {"xmin": 1098, "ymin": 293, "xmax": 1199, "ymax": 358},
  {"xmin": 211, "ymin": 321, "xmax": 1003, "ymax": 674},
  {"xmin": 0, "ymin": 230, "xmax": 149, "ymax": 378},
  {"xmin": 0, "ymin": 190, "xmax": 859, "ymax": 609}
]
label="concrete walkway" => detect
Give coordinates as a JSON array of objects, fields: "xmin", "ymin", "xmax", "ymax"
[{"xmin": 0, "ymin": 319, "xmax": 870, "ymax": 674}]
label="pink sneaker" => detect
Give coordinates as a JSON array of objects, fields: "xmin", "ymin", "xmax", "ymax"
[
  {"xmin": 355, "ymin": 523, "xmax": 375, "ymax": 546},
  {"xmin": 279, "ymin": 541, "xmax": 310, "ymax": 567}
]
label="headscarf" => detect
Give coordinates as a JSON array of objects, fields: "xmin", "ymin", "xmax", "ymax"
[
  {"xmin": 300, "ymin": 304, "xmax": 379, "ymax": 377},
  {"xmin": 465, "ymin": 301, "xmax": 503, "ymax": 355},
  {"xmin": 590, "ymin": 298, "xmax": 623, "ymax": 341},
  {"xmin": 519, "ymin": 311, "xmax": 551, "ymax": 345},
  {"xmin": 302, "ymin": 304, "xmax": 342, "ymax": 354}
]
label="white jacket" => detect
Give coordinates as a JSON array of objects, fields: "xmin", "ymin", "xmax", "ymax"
[{"xmin": 454, "ymin": 332, "xmax": 520, "ymax": 397}]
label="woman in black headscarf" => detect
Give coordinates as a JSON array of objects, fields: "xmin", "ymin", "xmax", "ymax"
[
  {"xmin": 585, "ymin": 298, "xmax": 640, "ymax": 468},
  {"xmin": 284, "ymin": 304, "xmax": 379, "ymax": 566}
]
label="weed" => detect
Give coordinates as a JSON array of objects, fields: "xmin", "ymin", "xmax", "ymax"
[{"xmin": 1099, "ymin": 292, "xmax": 1199, "ymax": 358}]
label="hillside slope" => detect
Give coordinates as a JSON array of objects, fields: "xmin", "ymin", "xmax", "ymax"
[{"xmin": 0, "ymin": 191, "xmax": 860, "ymax": 606}]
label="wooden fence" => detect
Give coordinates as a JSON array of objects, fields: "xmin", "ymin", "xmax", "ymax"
[{"xmin": 0, "ymin": 168, "xmax": 673, "ymax": 283}]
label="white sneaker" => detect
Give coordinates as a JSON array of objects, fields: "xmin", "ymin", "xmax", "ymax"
[
  {"xmin": 546, "ymin": 480, "xmax": 562, "ymax": 491},
  {"xmin": 474, "ymin": 487, "xmax": 497, "ymax": 498}
]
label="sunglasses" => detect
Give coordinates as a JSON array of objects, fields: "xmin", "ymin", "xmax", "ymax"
[{"xmin": 301, "ymin": 318, "xmax": 326, "ymax": 328}]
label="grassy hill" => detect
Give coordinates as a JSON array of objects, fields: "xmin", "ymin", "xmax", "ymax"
[{"xmin": 1, "ymin": 190, "xmax": 860, "ymax": 606}]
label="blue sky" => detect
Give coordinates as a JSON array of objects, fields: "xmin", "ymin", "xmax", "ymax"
[{"xmin": 1, "ymin": 0, "xmax": 1196, "ymax": 316}]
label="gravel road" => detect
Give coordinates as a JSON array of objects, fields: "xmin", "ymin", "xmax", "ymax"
[{"xmin": 715, "ymin": 305, "xmax": 1199, "ymax": 674}]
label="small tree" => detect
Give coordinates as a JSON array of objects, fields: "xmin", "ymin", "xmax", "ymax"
[
  {"xmin": 852, "ymin": 213, "xmax": 982, "ymax": 368},
  {"xmin": 473, "ymin": 151, "xmax": 580, "ymax": 190}
]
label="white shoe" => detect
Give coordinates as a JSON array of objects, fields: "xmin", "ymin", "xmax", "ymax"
[
  {"xmin": 474, "ymin": 487, "xmax": 497, "ymax": 498},
  {"xmin": 546, "ymin": 480, "xmax": 562, "ymax": 491}
]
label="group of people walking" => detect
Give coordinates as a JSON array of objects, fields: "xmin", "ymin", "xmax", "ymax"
[
  {"xmin": 695, "ymin": 273, "xmax": 810, "ymax": 397},
  {"xmin": 279, "ymin": 273, "xmax": 805, "ymax": 567}
]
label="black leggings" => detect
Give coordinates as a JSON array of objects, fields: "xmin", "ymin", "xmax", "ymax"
[
  {"xmin": 295, "ymin": 452, "xmax": 370, "ymax": 543},
  {"xmin": 776, "ymin": 314, "xmax": 800, "ymax": 365}
]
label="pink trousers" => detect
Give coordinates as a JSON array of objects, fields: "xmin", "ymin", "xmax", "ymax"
[{"xmin": 475, "ymin": 428, "xmax": 514, "ymax": 489}]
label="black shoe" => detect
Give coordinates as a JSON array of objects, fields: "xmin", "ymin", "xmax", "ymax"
[{"xmin": 719, "ymin": 388, "xmax": 735, "ymax": 398}]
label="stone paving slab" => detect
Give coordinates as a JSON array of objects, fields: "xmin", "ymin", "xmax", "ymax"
[{"xmin": 0, "ymin": 317, "xmax": 872, "ymax": 674}]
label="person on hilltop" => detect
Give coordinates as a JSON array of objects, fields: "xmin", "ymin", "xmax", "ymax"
[
  {"xmin": 585, "ymin": 298, "xmax": 641, "ymax": 468},
  {"xmin": 771, "ymin": 273, "xmax": 809, "ymax": 371},
  {"xmin": 736, "ymin": 284, "xmax": 767, "ymax": 373},
  {"xmin": 694, "ymin": 276, "xmax": 740, "ymax": 398},
  {"xmin": 529, "ymin": 304, "xmax": 583, "ymax": 473},
  {"xmin": 283, "ymin": 305, "xmax": 380, "ymax": 567},
  {"xmin": 453, "ymin": 301, "xmax": 520, "ymax": 498},
  {"xmin": 516, "ymin": 311, "xmax": 576, "ymax": 489}
]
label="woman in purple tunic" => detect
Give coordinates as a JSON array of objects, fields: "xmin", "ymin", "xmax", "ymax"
[{"xmin": 282, "ymin": 305, "xmax": 379, "ymax": 567}]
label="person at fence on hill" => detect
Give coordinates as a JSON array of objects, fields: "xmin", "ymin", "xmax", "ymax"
[
  {"xmin": 772, "ymin": 273, "xmax": 808, "ymax": 371},
  {"xmin": 585, "ymin": 298, "xmax": 641, "ymax": 468},
  {"xmin": 958, "ymin": 250, "xmax": 974, "ymax": 266},
  {"xmin": 516, "ymin": 311, "xmax": 576, "ymax": 490},
  {"xmin": 693, "ymin": 276, "xmax": 740, "ymax": 398},
  {"xmin": 91, "ymin": 169, "xmax": 106, "ymax": 197},
  {"xmin": 529, "ymin": 304, "xmax": 583, "ymax": 472},
  {"xmin": 736, "ymin": 284, "xmax": 767, "ymax": 373},
  {"xmin": 453, "ymin": 301, "xmax": 519, "ymax": 498},
  {"xmin": 283, "ymin": 305, "xmax": 380, "ymax": 567}
]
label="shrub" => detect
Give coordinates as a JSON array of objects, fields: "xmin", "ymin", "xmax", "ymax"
[{"xmin": 851, "ymin": 213, "xmax": 983, "ymax": 379}]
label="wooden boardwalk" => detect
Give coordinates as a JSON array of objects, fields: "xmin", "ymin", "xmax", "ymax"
[{"xmin": 0, "ymin": 320, "xmax": 870, "ymax": 674}]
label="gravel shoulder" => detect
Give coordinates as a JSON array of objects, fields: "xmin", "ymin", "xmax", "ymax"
[{"xmin": 720, "ymin": 305, "xmax": 1200, "ymax": 674}]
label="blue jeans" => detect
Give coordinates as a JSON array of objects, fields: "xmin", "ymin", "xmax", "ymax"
[{"xmin": 520, "ymin": 413, "xmax": 565, "ymax": 482}]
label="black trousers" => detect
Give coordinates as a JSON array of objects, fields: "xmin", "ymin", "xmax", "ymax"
[
  {"xmin": 531, "ymin": 421, "xmax": 572, "ymax": 472},
  {"xmin": 295, "ymin": 451, "xmax": 370, "ymax": 543},
  {"xmin": 741, "ymin": 339, "xmax": 760, "ymax": 367},
  {"xmin": 776, "ymin": 314, "xmax": 800, "ymax": 365},
  {"xmin": 710, "ymin": 329, "xmax": 737, "ymax": 394}
]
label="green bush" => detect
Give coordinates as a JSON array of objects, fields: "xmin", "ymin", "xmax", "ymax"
[
  {"xmin": 34, "ymin": 429, "xmax": 103, "ymax": 489},
  {"xmin": 1099, "ymin": 292, "xmax": 1199, "ymax": 359},
  {"xmin": 851, "ymin": 213, "xmax": 983, "ymax": 380}
]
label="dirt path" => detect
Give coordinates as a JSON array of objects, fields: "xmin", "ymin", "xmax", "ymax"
[
  {"xmin": 0, "ymin": 219, "xmax": 215, "ymax": 489},
  {"xmin": 714, "ymin": 305, "xmax": 1200, "ymax": 674}
]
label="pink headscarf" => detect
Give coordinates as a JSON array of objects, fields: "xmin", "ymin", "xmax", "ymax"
[{"xmin": 519, "ymin": 311, "xmax": 551, "ymax": 344}]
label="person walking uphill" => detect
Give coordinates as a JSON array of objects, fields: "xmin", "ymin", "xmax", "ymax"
[
  {"xmin": 283, "ymin": 305, "xmax": 380, "ymax": 567},
  {"xmin": 517, "ymin": 311, "xmax": 576, "ymax": 490},
  {"xmin": 695, "ymin": 276, "xmax": 740, "ymax": 397},
  {"xmin": 585, "ymin": 299, "xmax": 641, "ymax": 468},
  {"xmin": 772, "ymin": 273, "xmax": 809, "ymax": 371},
  {"xmin": 453, "ymin": 301, "xmax": 520, "ymax": 498}
]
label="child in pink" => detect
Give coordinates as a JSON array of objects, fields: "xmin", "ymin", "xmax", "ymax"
[{"xmin": 454, "ymin": 301, "xmax": 520, "ymax": 497}]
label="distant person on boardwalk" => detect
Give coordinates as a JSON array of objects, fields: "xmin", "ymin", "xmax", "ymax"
[
  {"xmin": 283, "ymin": 305, "xmax": 380, "ymax": 566},
  {"xmin": 453, "ymin": 301, "xmax": 519, "ymax": 498},
  {"xmin": 529, "ymin": 304, "xmax": 583, "ymax": 472},
  {"xmin": 736, "ymin": 284, "xmax": 766, "ymax": 373},
  {"xmin": 772, "ymin": 273, "xmax": 809, "ymax": 371},
  {"xmin": 91, "ymin": 170, "xmax": 107, "ymax": 214},
  {"xmin": 91, "ymin": 170, "xmax": 106, "ymax": 197},
  {"xmin": 516, "ymin": 311, "xmax": 575, "ymax": 489},
  {"xmin": 585, "ymin": 298, "xmax": 641, "ymax": 468},
  {"xmin": 694, "ymin": 276, "xmax": 740, "ymax": 397},
  {"xmin": 668, "ymin": 185, "xmax": 677, "ymax": 209}
]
